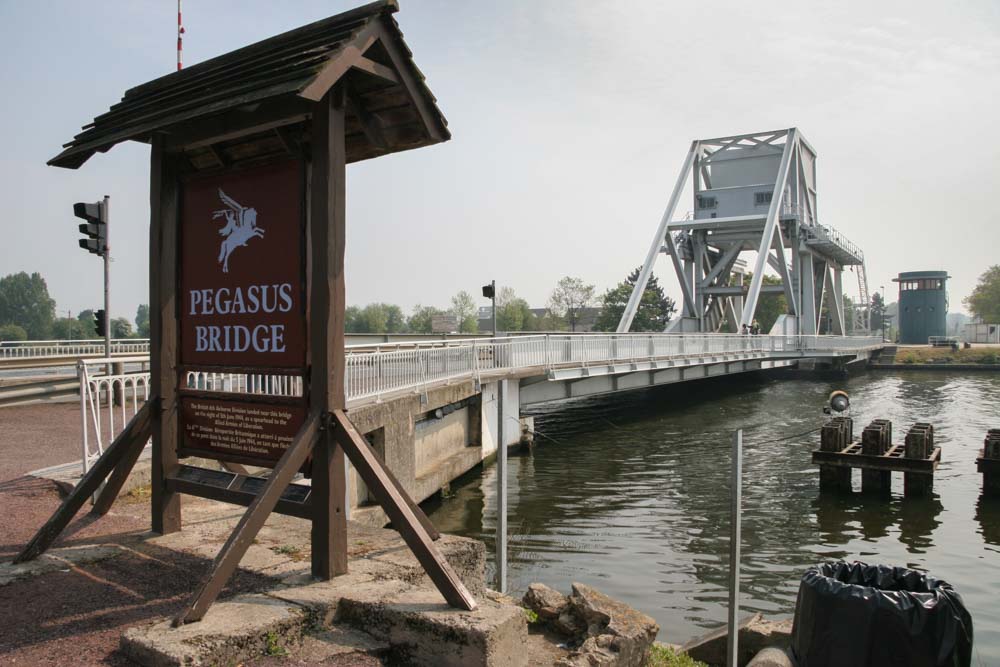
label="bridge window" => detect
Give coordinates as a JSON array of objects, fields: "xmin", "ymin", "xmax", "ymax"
[
  {"xmin": 697, "ymin": 195, "xmax": 717, "ymax": 209},
  {"xmin": 754, "ymin": 191, "xmax": 773, "ymax": 206}
]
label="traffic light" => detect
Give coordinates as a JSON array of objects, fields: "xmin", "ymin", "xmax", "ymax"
[
  {"xmin": 74, "ymin": 200, "xmax": 107, "ymax": 256},
  {"xmin": 94, "ymin": 309, "xmax": 107, "ymax": 337},
  {"xmin": 482, "ymin": 283, "xmax": 495, "ymax": 299}
]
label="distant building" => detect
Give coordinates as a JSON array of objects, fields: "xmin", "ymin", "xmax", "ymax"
[{"xmin": 892, "ymin": 271, "xmax": 949, "ymax": 344}]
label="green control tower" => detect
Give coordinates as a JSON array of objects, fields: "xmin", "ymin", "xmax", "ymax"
[{"xmin": 892, "ymin": 271, "xmax": 950, "ymax": 344}]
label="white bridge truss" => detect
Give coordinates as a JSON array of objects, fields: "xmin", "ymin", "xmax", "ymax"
[{"xmin": 619, "ymin": 128, "xmax": 870, "ymax": 335}]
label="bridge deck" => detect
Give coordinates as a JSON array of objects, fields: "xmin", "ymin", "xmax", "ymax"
[{"xmin": 3, "ymin": 333, "xmax": 883, "ymax": 410}]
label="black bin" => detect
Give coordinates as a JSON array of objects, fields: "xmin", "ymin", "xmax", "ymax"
[{"xmin": 791, "ymin": 561, "xmax": 973, "ymax": 667}]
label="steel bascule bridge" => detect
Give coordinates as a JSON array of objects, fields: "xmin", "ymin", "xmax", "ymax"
[{"xmin": 619, "ymin": 127, "xmax": 871, "ymax": 337}]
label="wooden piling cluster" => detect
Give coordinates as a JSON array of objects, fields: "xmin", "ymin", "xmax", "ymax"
[
  {"xmin": 813, "ymin": 418, "xmax": 941, "ymax": 497},
  {"xmin": 977, "ymin": 429, "xmax": 1000, "ymax": 497}
]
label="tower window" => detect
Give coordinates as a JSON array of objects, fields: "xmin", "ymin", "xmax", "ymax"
[
  {"xmin": 697, "ymin": 195, "xmax": 717, "ymax": 209},
  {"xmin": 754, "ymin": 191, "xmax": 773, "ymax": 206}
]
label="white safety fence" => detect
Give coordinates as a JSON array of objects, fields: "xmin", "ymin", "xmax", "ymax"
[
  {"xmin": 76, "ymin": 334, "xmax": 882, "ymax": 471},
  {"xmin": 78, "ymin": 356, "xmax": 152, "ymax": 476},
  {"xmin": 1, "ymin": 338, "xmax": 150, "ymax": 360}
]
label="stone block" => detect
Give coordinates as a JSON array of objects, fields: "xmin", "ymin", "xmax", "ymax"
[
  {"xmin": 336, "ymin": 585, "xmax": 528, "ymax": 666},
  {"xmin": 120, "ymin": 594, "xmax": 307, "ymax": 667},
  {"xmin": 564, "ymin": 583, "xmax": 659, "ymax": 667},
  {"xmin": 523, "ymin": 582, "xmax": 569, "ymax": 620}
]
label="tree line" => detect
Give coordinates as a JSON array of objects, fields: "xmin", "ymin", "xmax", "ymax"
[
  {"xmin": 0, "ymin": 271, "xmax": 150, "ymax": 341},
  {"xmin": 10, "ymin": 264, "xmax": 995, "ymax": 342}
]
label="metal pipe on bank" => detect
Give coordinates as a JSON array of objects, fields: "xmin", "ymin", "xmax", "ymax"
[{"xmin": 727, "ymin": 429, "xmax": 742, "ymax": 667}]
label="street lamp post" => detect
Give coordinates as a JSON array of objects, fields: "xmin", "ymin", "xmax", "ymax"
[{"xmin": 879, "ymin": 285, "xmax": 886, "ymax": 342}]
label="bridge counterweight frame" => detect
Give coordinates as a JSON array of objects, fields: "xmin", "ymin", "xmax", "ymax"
[{"xmin": 619, "ymin": 128, "xmax": 869, "ymax": 336}]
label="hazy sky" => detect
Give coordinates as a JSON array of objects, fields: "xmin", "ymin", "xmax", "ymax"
[{"xmin": 1, "ymin": 1, "xmax": 997, "ymax": 324}]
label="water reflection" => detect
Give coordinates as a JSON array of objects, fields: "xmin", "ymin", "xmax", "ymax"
[
  {"xmin": 428, "ymin": 370, "xmax": 1000, "ymax": 662},
  {"xmin": 975, "ymin": 495, "xmax": 1000, "ymax": 548},
  {"xmin": 811, "ymin": 491, "xmax": 943, "ymax": 552}
]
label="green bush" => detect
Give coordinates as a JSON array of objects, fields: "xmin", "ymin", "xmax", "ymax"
[
  {"xmin": 647, "ymin": 644, "xmax": 707, "ymax": 667},
  {"xmin": 0, "ymin": 323, "xmax": 27, "ymax": 341}
]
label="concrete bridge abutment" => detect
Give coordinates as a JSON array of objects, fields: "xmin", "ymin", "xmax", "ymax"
[{"xmin": 346, "ymin": 379, "xmax": 522, "ymax": 527}]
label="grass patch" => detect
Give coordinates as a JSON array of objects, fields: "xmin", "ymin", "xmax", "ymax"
[
  {"xmin": 264, "ymin": 630, "xmax": 287, "ymax": 657},
  {"xmin": 894, "ymin": 346, "xmax": 1000, "ymax": 365},
  {"xmin": 647, "ymin": 644, "xmax": 707, "ymax": 667},
  {"xmin": 523, "ymin": 608, "xmax": 540, "ymax": 624},
  {"xmin": 124, "ymin": 483, "xmax": 152, "ymax": 501},
  {"xmin": 270, "ymin": 544, "xmax": 306, "ymax": 561}
]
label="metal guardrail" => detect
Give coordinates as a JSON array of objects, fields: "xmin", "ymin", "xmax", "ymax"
[
  {"xmin": 0, "ymin": 338, "xmax": 150, "ymax": 359},
  {"xmin": 0, "ymin": 376, "xmax": 80, "ymax": 407}
]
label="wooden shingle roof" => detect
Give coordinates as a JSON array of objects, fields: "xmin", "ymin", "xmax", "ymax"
[{"xmin": 50, "ymin": 0, "xmax": 449, "ymax": 169}]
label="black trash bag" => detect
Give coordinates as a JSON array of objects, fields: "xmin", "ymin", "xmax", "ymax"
[{"xmin": 791, "ymin": 561, "xmax": 973, "ymax": 667}]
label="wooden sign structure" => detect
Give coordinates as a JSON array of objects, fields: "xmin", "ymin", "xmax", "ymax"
[{"xmin": 19, "ymin": 0, "xmax": 476, "ymax": 621}]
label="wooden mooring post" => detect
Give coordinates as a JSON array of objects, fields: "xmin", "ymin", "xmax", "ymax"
[
  {"xmin": 861, "ymin": 420, "xmax": 892, "ymax": 494},
  {"xmin": 976, "ymin": 429, "xmax": 1000, "ymax": 497},
  {"xmin": 813, "ymin": 418, "xmax": 941, "ymax": 497},
  {"xmin": 903, "ymin": 423, "xmax": 934, "ymax": 496},
  {"xmin": 819, "ymin": 417, "xmax": 852, "ymax": 492}
]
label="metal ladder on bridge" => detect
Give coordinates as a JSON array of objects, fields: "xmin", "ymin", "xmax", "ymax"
[{"xmin": 854, "ymin": 261, "xmax": 871, "ymax": 333}]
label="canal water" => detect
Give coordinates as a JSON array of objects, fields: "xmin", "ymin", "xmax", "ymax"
[{"xmin": 427, "ymin": 370, "xmax": 1000, "ymax": 663}]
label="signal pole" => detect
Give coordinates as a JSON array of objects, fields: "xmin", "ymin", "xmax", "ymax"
[
  {"xmin": 75, "ymin": 195, "xmax": 111, "ymax": 374},
  {"xmin": 102, "ymin": 196, "xmax": 111, "ymax": 375}
]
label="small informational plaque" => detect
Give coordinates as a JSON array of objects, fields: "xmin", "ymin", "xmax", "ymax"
[{"xmin": 180, "ymin": 396, "xmax": 307, "ymax": 465}]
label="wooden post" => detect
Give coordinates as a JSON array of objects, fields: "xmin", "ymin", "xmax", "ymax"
[
  {"xmin": 309, "ymin": 86, "xmax": 349, "ymax": 579},
  {"xmin": 149, "ymin": 136, "xmax": 181, "ymax": 534},
  {"xmin": 861, "ymin": 421, "xmax": 891, "ymax": 495},
  {"xmin": 904, "ymin": 423, "xmax": 934, "ymax": 496},
  {"xmin": 819, "ymin": 418, "xmax": 851, "ymax": 493},
  {"xmin": 980, "ymin": 430, "xmax": 1000, "ymax": 497}
]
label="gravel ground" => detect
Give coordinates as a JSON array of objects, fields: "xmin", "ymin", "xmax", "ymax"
[
  {"xmin": 0, "ymin": 405, "xmax": 387, "ymax": 666},
  {"xmin": 0, "ymin": 402, "xmax": 147, "ymax": 562},
  {"xmin": 0, "ymin": 543, "xmax": 277, "ymax": 665},
  {"xmin": 0, "ymin": 402, "xmax": 82, "ymax": 481}
]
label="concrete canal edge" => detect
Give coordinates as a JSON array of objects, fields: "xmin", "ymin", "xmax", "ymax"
[{"xmin": 117, "ymin": 518, "xmax": 534, "ymax": 667}]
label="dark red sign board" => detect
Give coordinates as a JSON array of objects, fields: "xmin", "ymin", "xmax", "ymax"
[
  {"xmin": 179, "ymin": 160, "xmax": 305, "ymax": 369},
  {"xmin": 180, "ymin": 396, "xmax": 308, "ymax": 465}
]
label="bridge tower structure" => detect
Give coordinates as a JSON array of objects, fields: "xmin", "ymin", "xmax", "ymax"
[{"xmin": 618, "ymin": 128, "xmax": 868, "ymax": 336}]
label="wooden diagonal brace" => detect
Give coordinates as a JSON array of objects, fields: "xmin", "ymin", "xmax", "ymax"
[
  {"xmin": 15, "ymin": 401, "xmax": 153, "ymax": 563},
  {"xmin": 92, "ymin": 414, "xmax": 153, "ymax": 516},
  {"xmin": 175, "ymin": 413, "xmax": 321, "ymax": 625},
  {"xmin": 331, "ymin": 409, "xmax": 475, "ymax": 611}
]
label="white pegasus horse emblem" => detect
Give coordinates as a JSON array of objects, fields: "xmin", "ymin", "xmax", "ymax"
[{"xmin": 213, "ymin": 189, "xmax": 265, "ymax": 273}]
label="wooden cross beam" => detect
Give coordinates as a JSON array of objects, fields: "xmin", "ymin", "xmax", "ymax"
[
  {"xmin": 175, "ymin": 408, "xmax": 471, "ymax": 625},
  {"xmin": 14, "ymin": 401, "xmax": 153, "ymax": 563},
  {"xmin": 175, "ymin": 412, "xmax": 321, "ymax": 625}
]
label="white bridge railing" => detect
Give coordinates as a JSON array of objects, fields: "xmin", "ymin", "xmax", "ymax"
[
  {"xmin": 1, "ymin": 338, "xmax": 150, "ymax": 360},
  {"xmin": 74, "ymin": 333, "xmax": 881, "ymax": 474},
  {"xmin": 344, "ymin": 333, "xmax": 882, "ymax": 404}
]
